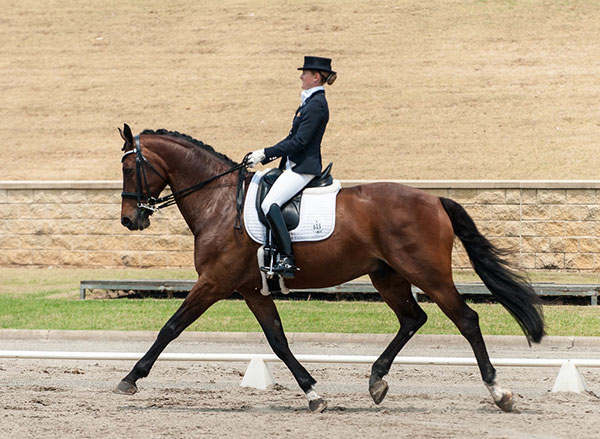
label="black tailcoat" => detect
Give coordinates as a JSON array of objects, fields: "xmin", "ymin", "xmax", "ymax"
[{"xmin": 262, "ymin": 90, "xmax": 328, "ymax": 176}]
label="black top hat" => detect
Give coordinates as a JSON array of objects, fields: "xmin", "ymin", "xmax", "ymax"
[{"xmin": 298, "ymin": 56, "xmax": 336, "ymax": 74}]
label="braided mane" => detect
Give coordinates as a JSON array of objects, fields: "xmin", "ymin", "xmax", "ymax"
[{"xmin": 141, "ymin": 129, "xmax": 238, "ymax": 166}]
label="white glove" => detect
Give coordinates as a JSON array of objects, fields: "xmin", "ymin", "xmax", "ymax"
[{"xmin": 246, "ymin": 149, "xmax": 265, "ymax": 168}]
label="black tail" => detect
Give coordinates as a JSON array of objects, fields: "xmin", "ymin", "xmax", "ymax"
[{"xmin": 440, "ymin": 197, "xmax": 545, "ymax": 344}]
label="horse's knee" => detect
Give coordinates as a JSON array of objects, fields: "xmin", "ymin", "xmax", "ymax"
[
  {"xmin": 399, "ymin": 307, "xmax": 427, "ymax": 335},
  {"xmin": 158, "ymin": 321, "xmax": 180, "ymax": 340}
]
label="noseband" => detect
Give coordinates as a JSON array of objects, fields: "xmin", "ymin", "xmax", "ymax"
[{"xmin": 121, "ymin": 135, "xmax": 250, "ymax": 229}]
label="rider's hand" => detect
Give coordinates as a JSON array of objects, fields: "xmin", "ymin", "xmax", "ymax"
[{"xmin": 246, "ymin": 149, "xmax": 265, "ymax": 168}]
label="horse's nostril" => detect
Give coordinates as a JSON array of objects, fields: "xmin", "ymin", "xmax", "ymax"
[{"xmin": 121, "ymin": 217, "xmax": 131, "ymax": 227}]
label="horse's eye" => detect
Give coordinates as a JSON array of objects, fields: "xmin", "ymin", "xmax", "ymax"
[{"xmin": 123, "ymin": 168, "xmax": 134, "ymax": 177}]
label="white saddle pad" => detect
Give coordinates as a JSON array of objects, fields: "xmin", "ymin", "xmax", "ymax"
[{"xmin": 243, "ymin": 169, "xmax": 341, "ymax": 245}]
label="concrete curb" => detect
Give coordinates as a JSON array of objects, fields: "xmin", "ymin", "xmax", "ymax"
[{"xmin": 1, "ymin": 329, "xmax": 599, "ymax": 349}]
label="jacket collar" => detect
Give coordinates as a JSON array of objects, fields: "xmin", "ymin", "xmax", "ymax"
[{"xmin": 301, "ymin": 86, "xmax": 325, "ymax": 106}]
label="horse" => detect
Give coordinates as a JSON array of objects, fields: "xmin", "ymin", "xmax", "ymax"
[{"xmin": 115, "ymin": 124, "xmax": 544, "ymax": 413}]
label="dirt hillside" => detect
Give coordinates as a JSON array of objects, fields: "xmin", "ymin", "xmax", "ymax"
[{"xmin": 1, "ymin": 0, "xmax": 599, "ymax": 180}]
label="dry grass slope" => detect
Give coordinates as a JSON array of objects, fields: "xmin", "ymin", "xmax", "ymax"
[{"xmin": 1, "ymin": 0, "xmax": 599, "ymax": 180}]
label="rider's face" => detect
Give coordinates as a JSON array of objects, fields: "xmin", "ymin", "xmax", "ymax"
[{"xmin": 300, "ymin": 70, "xmax": 320, "ymax": 90}]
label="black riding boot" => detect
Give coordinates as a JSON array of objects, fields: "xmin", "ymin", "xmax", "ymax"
[{"xmin": 264, "ymin": 203, "xmax": 298, "ymax": 279}]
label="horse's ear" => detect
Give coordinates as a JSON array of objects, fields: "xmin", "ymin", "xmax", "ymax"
[{"xmin": 119, "ymin": 123, "xmax": 134, "ymax": 150}]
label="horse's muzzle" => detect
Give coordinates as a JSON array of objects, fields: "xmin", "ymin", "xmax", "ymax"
[{"xmin": 121, "ymin": 211, "xmax": 150, "ymax": 231}]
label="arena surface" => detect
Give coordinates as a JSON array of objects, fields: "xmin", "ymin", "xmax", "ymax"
[{"xmin": 1, "ymin": 331, "xmax": 599, "ymax": 438}]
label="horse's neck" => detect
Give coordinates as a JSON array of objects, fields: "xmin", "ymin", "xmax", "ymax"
[
  {"xmin": 167, "ymin": 145, "xmax": 229, "ymax": 191},
  {"xmin": 156, "ymin": 140, "xmax": 236, "ymax": 234}
]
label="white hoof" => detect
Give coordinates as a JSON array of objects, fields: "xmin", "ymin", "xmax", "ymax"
[
  {"xmin": 485, "ymin": 382, "xmax": 515, "ymax": 412},
  {"xmin": 305, "ymin": 387, "xmax": 327, "ymax": 412}
]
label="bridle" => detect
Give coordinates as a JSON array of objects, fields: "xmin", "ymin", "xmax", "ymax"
[
  {"xmin": 121, "ymin": 136, "xmax": 166, "ymax": 213},
  {"xmin": 121, "ymin": 135, "xmax": 250, "ymax": 230}
]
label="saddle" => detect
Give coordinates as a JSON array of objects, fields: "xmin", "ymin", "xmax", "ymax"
[{"xmin": 255, "ymin": 163, "xmax": 334, "ymax": 230}]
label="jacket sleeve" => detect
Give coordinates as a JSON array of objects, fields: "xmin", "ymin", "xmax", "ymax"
[{"xmin": 262, "ymin": 102, "xmax": 326, "ymax": 163}]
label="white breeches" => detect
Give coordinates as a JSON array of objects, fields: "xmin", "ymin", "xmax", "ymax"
[{"xmin": 261, "ymin": 170, "xmax": 314, "ymax": 215}]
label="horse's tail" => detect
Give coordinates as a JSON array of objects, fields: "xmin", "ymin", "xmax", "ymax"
[{"xmin": 439, "ymin": 197, "xmax": 545, "ymax": 344}]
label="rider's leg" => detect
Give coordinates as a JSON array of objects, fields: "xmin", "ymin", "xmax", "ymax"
[
  {"xmin": 261, "ymin": 170, "xmax": 313, "ymax": 278},
  {"xmin": 260, "ymin": 170, "xmax": 314, "ymax": 215},
  {"xmin": 265, "ymin": 203, "xmax": 297, "ymax": 278}
]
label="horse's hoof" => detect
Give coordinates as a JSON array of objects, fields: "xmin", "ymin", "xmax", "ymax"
[
  {"xmin": 369, "ymin": 379, "xmax": 389, "ymax": 405},
  {"xmin": 113, "ymin": 380, "xmax": 138, "ymax": 395},
  {"xmin": 495, "ymin": 391, "xmax": 514, "ymax": 412},
  {"xmin": 308, "ymin": 398, "xmax": 327, "ymax": 413}
]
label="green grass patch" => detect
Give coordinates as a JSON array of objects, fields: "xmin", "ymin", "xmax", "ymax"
[
  {"xmin": 1, "ymin": 267, "xmax": 599, "ymax": 336},
  {"xmin": 1, "ymin": 295, "xmax": 600, "ymax": 336}
]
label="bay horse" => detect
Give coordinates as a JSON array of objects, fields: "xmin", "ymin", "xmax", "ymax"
[{"xmin": 115, "ymin": 124, "xmax": 544, "ymax": 413}]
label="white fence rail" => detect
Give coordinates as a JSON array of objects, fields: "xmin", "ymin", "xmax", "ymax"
[{"xmin": 0, "ymin": 350, "xmax": 594, "ymax": 393}]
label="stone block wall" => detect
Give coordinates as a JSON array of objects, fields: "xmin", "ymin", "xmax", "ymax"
[
  {"xmin": 0, "ymin": 181, "xmax": 194, "ymax": 268},
  {"xmin": 0, "ymin": 180, "xmax": 599, "ymax": 272},
  {"xmin": 399, "ymin": 181, "xmax": 600, "ymax": 272}
]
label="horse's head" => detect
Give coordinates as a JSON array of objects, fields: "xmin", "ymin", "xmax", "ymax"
[{"xmin": 119, "ymin": 124, "xmax": 168, "ymax": 231}]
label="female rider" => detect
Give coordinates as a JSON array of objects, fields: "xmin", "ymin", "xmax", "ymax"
[{"xmin": 246, "ymin": 56, "xmax": 337, "ymax": 279}]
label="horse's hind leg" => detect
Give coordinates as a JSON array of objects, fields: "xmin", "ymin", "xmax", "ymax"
[
  {"xmin": 423, "ymin": 282, "xmax": 514, "ymax": 412},
  {"xmin": 368, "ymin": 268, "xmax": 428, "ymax": 405}
]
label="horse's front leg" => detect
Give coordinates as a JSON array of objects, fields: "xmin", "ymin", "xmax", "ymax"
[
  {"xmin": 114, "ymin": 279, "xmax": 226, "ymax": 395},
  {"xmin": 243, "ymin": 291, "xmax": 327, "ymax": 413}
]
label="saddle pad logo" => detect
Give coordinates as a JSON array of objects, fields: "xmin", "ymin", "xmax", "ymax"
[{"xmin": 312, "ymin": 220, "xmax": 322, "ymax": 234}]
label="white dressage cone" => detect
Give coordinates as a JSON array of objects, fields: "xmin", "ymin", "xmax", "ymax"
[
  {"xmin": 552, "ymin": 360, "xmax": 588, "ymax": 393},
  {"xmin": 240, "ymin": 357, "xmax": 276, "ymax": 389}
]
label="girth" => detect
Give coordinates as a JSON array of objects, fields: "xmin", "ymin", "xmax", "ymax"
[{"xmin": 255, "ymin": 163, "xmax": 334, "ymax": 230}]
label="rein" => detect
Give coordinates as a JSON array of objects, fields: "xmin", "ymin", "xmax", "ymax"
[{"xmin": 122, "ymin": 136, "xmax": 250, "ymax": 230}]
